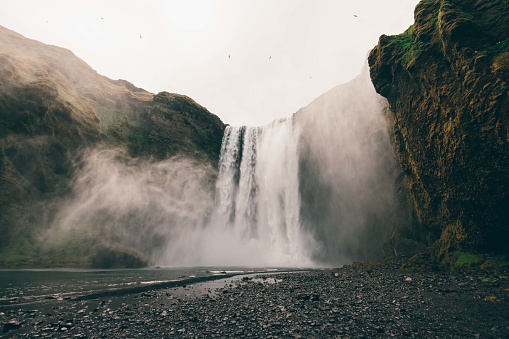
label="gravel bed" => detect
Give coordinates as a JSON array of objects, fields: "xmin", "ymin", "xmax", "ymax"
[{"xmin": 2, "ymin": 258, "xmax": 509, "ymax": 338}]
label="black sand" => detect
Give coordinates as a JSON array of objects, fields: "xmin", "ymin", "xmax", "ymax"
[{"xmin": 2, "ymin": 258, "xmax": 509, "ymax": 338}]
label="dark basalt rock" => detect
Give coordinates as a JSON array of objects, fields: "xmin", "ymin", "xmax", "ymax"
[
  {"xmin": 2, "ymin": 320, "xmax": 22, "ymax": 333},
  {"xmin": 369, "ymin": 0, "xmax": 509, "ymax": 261},
  {"xmin": 4, "ymin": 259, "xmax": 509, "ymax": 337},
  {"xmin": 90, "ymin": 245, "xmax": 149, "ymax": 269}
]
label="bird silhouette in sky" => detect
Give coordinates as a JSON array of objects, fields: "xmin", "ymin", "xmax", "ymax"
[
  {"xmin": 228, "ymin": 54, "xmax": 230, "ymax": 59},
  {"xmin": 140, "ymin": 35, "xmax": 142, "ymax": 39},
  {"xmin": 101, "ymin": 17, "xmax": 104, "ymax": 19},
  {"xmin": 354, "ymin": 14, "xmax": 358, "ymax": 17},
  {"xmin": 269, "ymin": 56, "xmax": 271, "ymax": 60}
]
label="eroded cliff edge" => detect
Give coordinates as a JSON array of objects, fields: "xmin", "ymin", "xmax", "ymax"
[
  {"xmin": 0, "ymin": 26, "xmax": 225, "ymax": 267},
  {"xmin": 369, "ymin": 0, "xmax": 508, "ymax": 263}
]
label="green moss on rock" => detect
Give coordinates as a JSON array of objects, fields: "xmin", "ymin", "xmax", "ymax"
[{"xmin": 369, "ymin": 0, "xmax": 509, "ymax": 262}]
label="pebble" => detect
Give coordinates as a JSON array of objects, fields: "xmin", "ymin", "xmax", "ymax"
[{"xmin": 1, "ymin": 258, "xmax": 508, "ymax": 337}]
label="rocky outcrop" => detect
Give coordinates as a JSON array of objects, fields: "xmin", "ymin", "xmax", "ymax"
[
  {"xmin": 90, "ymin": 245, "xmax": 149, "ymax": 269},
  {"xmin": 369, "ymin": 0, "xmax": 508, "ymax": 261},
  {"xmin": 0, "ymin": 25, "xmax": 225, "ymax": 267}
]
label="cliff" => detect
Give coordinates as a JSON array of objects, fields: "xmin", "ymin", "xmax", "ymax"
[
  {"xmin": 0, "ymin": 25, "xmax": 225, "ymax": 267},
  {"xmin": 369, "ymin": 0, "xmax": 508, "ymax": 263}
]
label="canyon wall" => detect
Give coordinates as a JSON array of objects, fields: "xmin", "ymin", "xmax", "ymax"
[{"xmin": 369, "ymin": 0, "xmax": 508, "ymax": 261}]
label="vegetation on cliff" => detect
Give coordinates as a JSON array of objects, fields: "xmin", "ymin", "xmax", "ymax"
[
  {"xmin": 369, "ymin": 0, "xmax": 508, "ymax": 265},
  {"xmin": 0, "ymin": 25, "xmax": 225, "ymax": 267}
]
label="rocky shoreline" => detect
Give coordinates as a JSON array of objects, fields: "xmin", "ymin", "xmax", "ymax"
[{"xmin": 2, "ymin": 258, "xmax": 509, "ymax": 338}]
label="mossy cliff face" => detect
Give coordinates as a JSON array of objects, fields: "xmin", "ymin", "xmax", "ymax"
[
  {"xmin": 0, "ymin": 25, "xmax": 225, "ymax": 267},
  {"xmin": 369, "ymin": 0, "xmax": 508, "ymax": 260}
]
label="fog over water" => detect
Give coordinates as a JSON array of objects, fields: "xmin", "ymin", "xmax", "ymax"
[
  {"xmin": 296, "ymin": 64, "xmax": 399, "ymax": 264},
  {"xmin": 45, "ymin": 151, "xmax": 217, "ymax": 265},
  {"xmin": 46, "ymin": 63, "xmax": 400, "ymax": 267}
]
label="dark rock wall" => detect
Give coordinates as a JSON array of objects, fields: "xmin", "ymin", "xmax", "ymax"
[
  {"xmin": 369, "ymin": 0, "xmax": 508, "ymax": 260},
  {"xmin": 0, "ymin": 25, "xmax": 225, "ymax": 267}
]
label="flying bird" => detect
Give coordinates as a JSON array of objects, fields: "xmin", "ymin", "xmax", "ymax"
[
  {"xmin": 140, "ymin": 35, "xmax": 142, "ymax": 39},
  {"xmin": 228, "ymin": 54, "xmax": 230, "ymax": 59},
  {"xmin": 269, "ymin": 56, "xmax": 271, "ymax": 60},
  {"xmin": 354, "ymin": 14, "xmax": 358, "ymax": 17}
]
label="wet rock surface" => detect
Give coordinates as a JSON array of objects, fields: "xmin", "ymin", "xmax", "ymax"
[
  {"xmin": 1, "ymin": 258, "xmax": 509, "ymax": 338},
  {"xmin": 368, "ymin": 0, "xmax": 509, "ymax": 257}
]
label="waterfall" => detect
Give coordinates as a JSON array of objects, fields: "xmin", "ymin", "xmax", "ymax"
[
  {"xmin": 213, "ymin": 118, "xmax": 313, "ymax": 266},
  {"xmin": 50, "ymin": 65, "xmax": 398, "ymax": 268},
  {"xmin": 156, "ymin": 66, "xmax": 398, "ymax": 267}
]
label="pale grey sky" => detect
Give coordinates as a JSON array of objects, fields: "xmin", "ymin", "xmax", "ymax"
[{"xmin": 0, "ymin": 0, "xmax": 419, "ymax": 126}]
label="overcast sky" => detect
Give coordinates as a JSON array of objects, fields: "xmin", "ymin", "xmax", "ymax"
[{"xmin": 0, "ymin": 0, "xmax": 419, "ymax": 126}]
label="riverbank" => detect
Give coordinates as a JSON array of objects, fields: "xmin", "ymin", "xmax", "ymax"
[{"xmin": 2, "ymin": 257, "xmax": 509, "ymax": 338}]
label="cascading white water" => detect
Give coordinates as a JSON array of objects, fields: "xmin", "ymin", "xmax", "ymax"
[
  {"xmin": 232, "ymin": 125, "xmax": 259, "ymax": 238},
  {"xmin": 255, "ymin": 119, "xmax": 306, "ymax": 263},
  {"xmin": 214, "ymin": 126, "xmax": 244, "ymax": 223},
  {"xmin": 213, "ymin": 118, "xmax": 314, "ymax": 266}
]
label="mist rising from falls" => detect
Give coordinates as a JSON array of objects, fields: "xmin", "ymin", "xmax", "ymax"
[{"xmin": 296, "ymin": 65, "xmax": 399, "ymax": 264}]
